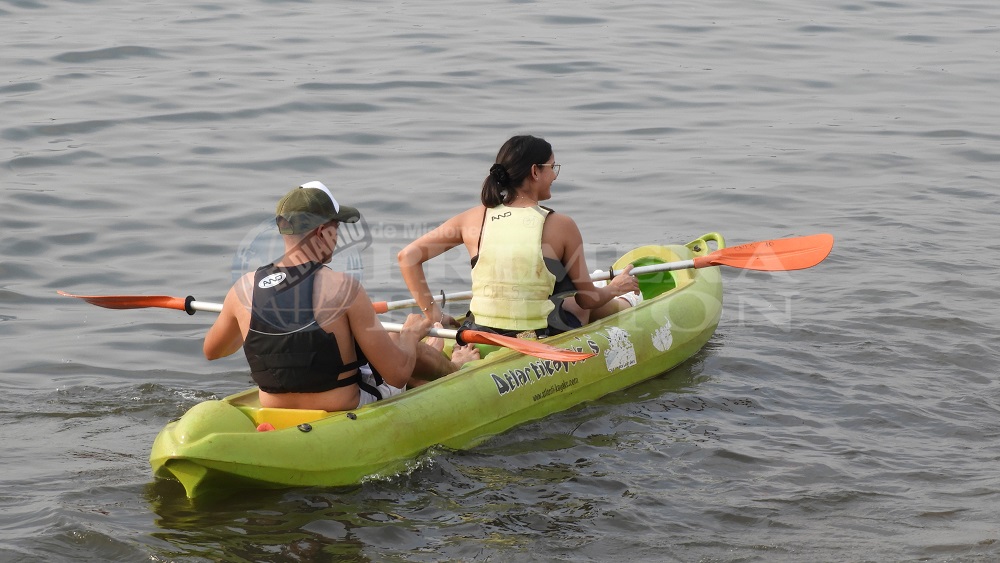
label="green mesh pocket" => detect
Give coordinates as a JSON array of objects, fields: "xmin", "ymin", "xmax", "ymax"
[{"xmin": 630, "ymin": 257, "xmax": 676, "ymax": 299}]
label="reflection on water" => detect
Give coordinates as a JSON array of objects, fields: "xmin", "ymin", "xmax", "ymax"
[{"xmin": 148, "ymin": 482, "xmax": 371, "ymax": 561}]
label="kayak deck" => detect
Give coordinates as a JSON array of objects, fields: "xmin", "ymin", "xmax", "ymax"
[{"xmin": 151, "ymin": 233, "xmax": 726, "ymax": 498}]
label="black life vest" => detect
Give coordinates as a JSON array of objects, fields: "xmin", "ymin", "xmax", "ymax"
[{"xmin": 243, "ymin": 262, "xmax": 364, "ymax": 394}]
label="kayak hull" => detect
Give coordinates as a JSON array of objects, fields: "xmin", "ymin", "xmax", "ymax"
[{"xmin": 150, "ymin": 234, "xmax": 726, "ymax": 498}]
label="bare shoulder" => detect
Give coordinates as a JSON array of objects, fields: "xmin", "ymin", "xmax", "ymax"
[
  {"xmin": 543, "ymin": 210, "xmax": 582, "ymax": 240},
  {"xmin": 544, "ymin": 210, "xmax": 579, "ymax": 229},
  {"xmin": 541, "ymin": 210, "xmax": 584, "ymax": 259},
  {"xmin": 235, "ymin": 271, "xmax": 255, "ymax": 291},
  {"xmin": 453, "ymin": 205, "xmax": 488, "ymax": 227},
  {"xmin": 435, "ymin": 205, "xmax": 487, "ymax": 247},
  {"xmin": 229, "ymin": 271, "xmax": 256, "ymax": 307},
  {"xmin": 312, "ymin": 268, "xmax": 365, "ymax": 324},
  {"xmin": 314, "ymin": 268, "xmax": 364, "ymax": 298}
]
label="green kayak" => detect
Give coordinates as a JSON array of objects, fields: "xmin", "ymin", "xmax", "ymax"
[{"xmin": 151, "ymin": 233, "xmax": 726, "ymax": 498}]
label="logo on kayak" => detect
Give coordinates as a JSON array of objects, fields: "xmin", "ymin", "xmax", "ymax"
[
  {"xmin": 258, "ymin": 272, "xmax": 287, "ymax": 288},
  {"xmin": 651, "ymin": 321, "xmax": 673, "ymax": 352},
  {"xmin": 604, "ymin": 327, "xmax": 637, "ymax": 371}
]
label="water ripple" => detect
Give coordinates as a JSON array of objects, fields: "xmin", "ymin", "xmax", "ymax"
[{"xmin": 52, "ymin": 46, "xmax": 166, "ymax": 64}]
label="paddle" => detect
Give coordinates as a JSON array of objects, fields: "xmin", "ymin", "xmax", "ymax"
[
  {"xmin": 59, "ymin": 234, "xmax": 830, "ymax": 360},
  {"xmin": 55, "ymin": 290, "xmax": 473, "ymax": 316},
  {"xmin": 375, "ymin": 232, "xmax": 830, "ymax": 308},
  {"xmin": 58, "ymin": 234, "xmax": 832, "ymax": 314},
  {"xmin": 598, "ymin": 233, "xmax": 834, "ymax": 279},
  {"xmin": 57, "ymin": 292, "xmax": 594, "ymax": 362},
  {"xmin": 380, "ymin": 323, "xmax": 595, "ymax": 362}
]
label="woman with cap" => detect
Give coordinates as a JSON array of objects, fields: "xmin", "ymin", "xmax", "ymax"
[
  {"xmin": 398, "ymin": 135, "xmax": 640, "ymax": 340},
  {"xmin": 204, "ymin": 181, "xmax": 476, "ymax": 412}
]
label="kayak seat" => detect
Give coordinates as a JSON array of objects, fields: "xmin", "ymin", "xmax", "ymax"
[
  {"xmin": 612, "ymin": 245, "xmax": 692, "ymax": 300},
  {"xmin": 237, "ymin": 406, "xmax": 332, "ymax": 431}
]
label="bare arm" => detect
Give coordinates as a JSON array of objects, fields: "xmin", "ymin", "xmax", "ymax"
[
  {"xmin": 345, "ymin": 280, "xmax": 431, "ymax": 388},
  {"xmin": 548, "ymin": 214, "xmax": 638, "ymax": 310},
  {"xmin": 204, "ymin": 286, "xmax": 246, "ymax": 360},
  {"xmin": 397, "ymin": 207, "xmax": 482, "ymax": 322}
]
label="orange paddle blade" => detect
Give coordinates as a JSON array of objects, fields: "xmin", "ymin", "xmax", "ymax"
[
  {"xmin": 457, "ymin": 329, "xmax": 596, "ymax": 362},
  {"xmin": 57, "ymin": 291, "xmax": 192, "ymax": 311},
  {"xmin": 693, "ymin": 233, "xmax": 833, "ymax": 271}
]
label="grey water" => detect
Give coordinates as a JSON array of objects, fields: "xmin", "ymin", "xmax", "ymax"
[{"xmin": 3, "ymin": 0, "xmax": 999, "ymax": 561}]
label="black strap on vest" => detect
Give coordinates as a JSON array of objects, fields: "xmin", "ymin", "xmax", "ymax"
[{"xmin": 356, "ymin": 368, "xmax": 386, "ymax": 400}]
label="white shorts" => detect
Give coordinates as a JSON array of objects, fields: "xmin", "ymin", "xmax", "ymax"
[{"xmin": 356, "ymin": 364, "xmax": 406, "ymax": 407}]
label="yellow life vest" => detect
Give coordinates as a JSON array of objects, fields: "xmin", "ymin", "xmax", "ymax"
[{"xmin": 470, "ymin": 205, "xmax": 556, "ymax": 331}]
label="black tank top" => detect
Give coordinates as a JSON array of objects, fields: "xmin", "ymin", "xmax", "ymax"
[{"xmin": 243, "ymin": 262, "xmax": 364, "ymax": 394}]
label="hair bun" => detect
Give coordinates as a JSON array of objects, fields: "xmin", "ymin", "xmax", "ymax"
[{"xmin": 489, "ymin": 163, "xmax": 511, "ymax": 187}]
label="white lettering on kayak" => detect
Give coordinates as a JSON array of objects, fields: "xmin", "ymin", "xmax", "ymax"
[
  {"xmin": 489, "ymin": 342, "xmax": 594, "ymax": 397},
  {"xmin": 532, "ymin": 378, "xmax": 579, "ymax": 402},
  {"xmin": 258, "ymin": 272, "xmax": 287, "ymax": 289}
]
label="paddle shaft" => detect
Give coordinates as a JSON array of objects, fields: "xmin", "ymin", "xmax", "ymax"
[
  {"xmin": 131, "ymin": 265, "xmax": 662, "ymax": 314},
  {"xmin": 600, "ymin": 260, "xmax": 695, "ymax": 281},
  {"xmin": 381, "ymin": 322, "xmax": 457, "ymax": 340},
  {"xmin": 188, "ymin": 300, "xmax": 223, "ymax": 314},
  {"xmin": 182, "ymin": 303, "xmax": 459, "ymax": 339},
  {"xmin": 180, "ymin": 266, "xmax": 637, "ymax": 313},
  {"xmin": 373, "ymin": 290, "xmax": 473, "ymax": 314}
]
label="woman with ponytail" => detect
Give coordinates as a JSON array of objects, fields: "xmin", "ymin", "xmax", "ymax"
[{"xmin": 398, "ymin": 135, "xmax": 640, "ymax": 339}]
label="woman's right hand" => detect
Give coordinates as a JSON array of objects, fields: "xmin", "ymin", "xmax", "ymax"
[{"xmin": 607, "ymin": 264, "xmax": 640, "ymax": 296}]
